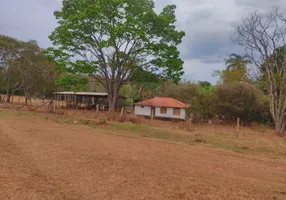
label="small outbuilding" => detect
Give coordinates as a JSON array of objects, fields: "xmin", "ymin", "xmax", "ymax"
[
  {"xmin": 53, "ymin": 92, "xmax": 126, "ymax": 110},
  {"xmin": 134, "ymin": 97, "xmax": 190, "ymax": 120}
]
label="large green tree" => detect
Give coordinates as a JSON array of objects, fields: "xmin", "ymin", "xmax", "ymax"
[{"xmin": 46, "ymin": 0, "xmax": 185, "ymax": 111}]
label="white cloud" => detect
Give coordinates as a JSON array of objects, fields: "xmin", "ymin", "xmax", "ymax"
[
  {"xmin": 155, "ymin": 0, "xmax": 286, "ymax": 83},
  {"xmin": 0, "ymin": 0, "xmax": 61, "ymax": 47},
  {"xmin": 182, "ymin": 59, "xmax": 224, "ymax": 84},
  {"xmin": 0, "ymin": 0, "xmax": 285, "ymax": 84}
]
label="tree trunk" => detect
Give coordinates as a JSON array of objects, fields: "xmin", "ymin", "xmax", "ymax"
[
  {"xmin": 270, "ymin": 88, "xmax": 286, "ymax": 136},
  {"xmin": 25, "ymin": 92, "xmax": 28, "ymax": 104},
  {"xmin": 108, "ymin": 94, "xmax": 117, "ymax": 112},
  {"xmin": 274, "ymin": 115, "xmax": 286, "ymax": 136},
  {"xmin": 6, "ymin": 90, "xmax": 11, "ymax": 103},
  {"xmin": 107, "ymin": 81, "xmax": 121, "ymax": 112}
]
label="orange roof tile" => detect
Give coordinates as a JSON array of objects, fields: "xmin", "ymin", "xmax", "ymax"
[{"xmin": 135, "ymin": 97, "xmax": 190, "ymax": 108}]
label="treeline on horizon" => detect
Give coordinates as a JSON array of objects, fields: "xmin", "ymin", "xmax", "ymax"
[{"xmin": 0, "ymin": 34, "xmax": 273, "ymax": 126}]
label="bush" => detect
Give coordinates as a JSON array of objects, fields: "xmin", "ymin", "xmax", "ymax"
[{"xmin": 214, "ymin": 82, "xmax": 271, "ymax": 124}]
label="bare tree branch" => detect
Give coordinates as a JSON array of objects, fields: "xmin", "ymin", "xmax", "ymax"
[{"xmin": 233, "ymin": 7, "xmax": 286, "ymax": 135}]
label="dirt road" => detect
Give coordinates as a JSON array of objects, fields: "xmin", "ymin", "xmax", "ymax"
[{"xmin": 0, "ymin": 116, "xmax": 285, "ymax": 200}]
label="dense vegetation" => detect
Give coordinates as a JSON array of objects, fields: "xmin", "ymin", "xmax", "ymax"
[
  {"xmin": 120, "ymin": 72, "xmax": 272, "ymax": 125},
  {"xmin": 0, "ymin": 35, "xmax": 56, "ymax": 101}
]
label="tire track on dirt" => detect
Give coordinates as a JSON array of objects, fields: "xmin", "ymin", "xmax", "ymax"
[{"xmin": 0, "ymin": 124, "xmax": 82, "ymax": 200}]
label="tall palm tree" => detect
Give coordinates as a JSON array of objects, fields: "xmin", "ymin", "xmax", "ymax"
[{"xmin": 225, "ymin": 54, "xmax": 251, "ymax": 70}]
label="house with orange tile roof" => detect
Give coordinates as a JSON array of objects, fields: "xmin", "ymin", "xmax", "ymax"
[{"xmin": 134, "ymin": 97, "xmax": 190, "ymax": 120}]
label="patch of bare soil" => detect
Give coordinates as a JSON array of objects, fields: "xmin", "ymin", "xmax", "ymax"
[{"xmin": 0, "ymin": 115, "xmax": 285, "ymax": 200}]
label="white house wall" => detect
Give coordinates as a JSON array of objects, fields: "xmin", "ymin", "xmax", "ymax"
[
  {"xmin": 134, "ymin": 106, "xmax": 151, "ymax": 116},
  {"xmin": 155, "ymin": 107, "xmax": 186, "ymax": 120}
]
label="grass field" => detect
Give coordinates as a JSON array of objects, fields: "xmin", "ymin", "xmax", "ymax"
[{"xmin": 0, "ymin": 108, "xmax": 285, "ymax": 200}]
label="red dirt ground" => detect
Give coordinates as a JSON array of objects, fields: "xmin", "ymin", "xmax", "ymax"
[{"xmin": 0, "ymin": 114, "xmax": 285, "ymax": 200}]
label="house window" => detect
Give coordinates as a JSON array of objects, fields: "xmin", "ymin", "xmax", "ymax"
[
  {"xmin": 141, "ymin": 106, "xmax": 145, "ymax": 108},
  {"xmin": 173, "ymin": 108, "xmax": 181, "ymax": 115},
  {"xmin": 160, "ymin": 107, "xmax": 167, "ymax": 114}
]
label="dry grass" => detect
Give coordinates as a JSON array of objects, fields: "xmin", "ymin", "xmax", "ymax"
[
  {"xmin": 106, "ymin": 112, "xmax": 142, "ymax": 124},
  {"xmin": 0, "ymin": 98, "xmax": 285, "ymax": 158},
  {"xmin": 0, "ymin": 106, "xmax": 284, "ymax": 159},
  {"xmin": 106, "ymin": 123, "xmax": 286, "ymax": 158},
  {"xmin": 0, "ymin": 108, "xmax": 285, "ymax": 200}
]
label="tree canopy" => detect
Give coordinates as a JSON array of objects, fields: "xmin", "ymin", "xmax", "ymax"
[
  {"xmin": 213, "ymin": 54, "xmax": 250, "ymax": 84},
  {"xmin": 225, "ymin": 54, "xmax": 251, "ymax": 71},
  {"xmin": 46, "ymin": 0, "xmax": 185, "ymax": 111}
]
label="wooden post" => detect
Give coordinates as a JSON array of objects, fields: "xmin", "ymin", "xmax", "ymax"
[
  {"xmin": 54, "ymin": 96, "xmax": 57, "ymax": 109},
  {"xmin": 189, "ymin": 113, "xmax": 194, "ymax": 131},
  {"xmin": 237, "ymin": 117, "xmax": 240, "ymax": 131},
  {"xmin": 53, "ymin": 100, "xmax": 56, "ymax": 113},
  {"xmin": 96, "ymin": 104, "xmax": 99, "ymax": 112},
  {"xmin": 47, "ymin": 100, "xmax": 52, "ymax": 113},
  {"xmin": 65, "ymin": 94, "xmax": 68, "ymax": 110},
  {"xmin": 74, "ymin": 103, "xmax": 79, "ymax": 116},
  {"xmin": 27, "ymin": 99, "xmax": 32, "ymax": 111},
  {"xmin": 151, "ymin": 108, "xmax": 154, "ymax": 120},
  {"xmin": 189, "ymin": 117, "xmax": 193, "ymax": 130},
  {"xmin": 120, "ymin": 107, "xmax": 124, "ymax": 117}
]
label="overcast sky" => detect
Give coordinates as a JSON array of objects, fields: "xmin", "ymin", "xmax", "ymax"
[{"xmin": 0, "ymin": 0, "xmax": 285, "ymax": 84}]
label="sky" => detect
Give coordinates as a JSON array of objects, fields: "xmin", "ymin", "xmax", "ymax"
[{"xmin": 0, "ymin": 0, "xmax": 285, "ymax": 84}]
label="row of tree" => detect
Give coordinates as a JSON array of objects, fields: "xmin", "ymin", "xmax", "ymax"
[
  {"xmin": 0, "ymin": 34, "xmax": 272, "ymax": 126},
  {"xmin": 120, "ymin": 56, "xmax": 272, "ymax": 126},
  {"xmin": 0, "ymin": 33, "xmax": 273, "ymax": 126},
  {"xmin": 0, "ymin": 35, "xmax": 56, "ymax": 102}
]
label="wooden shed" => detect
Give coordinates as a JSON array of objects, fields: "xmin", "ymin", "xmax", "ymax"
[{"xmin": 53, "ymin": 92, "xmax": 125, "ymax": 110}]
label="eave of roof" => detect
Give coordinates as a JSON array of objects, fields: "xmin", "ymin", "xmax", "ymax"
[{"xmin": 135, "ymin": 97, "xmax": 190, "ymax": 108}]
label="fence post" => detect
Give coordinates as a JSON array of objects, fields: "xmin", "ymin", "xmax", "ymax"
[
  {"xmin": 28, "ymin": 99, "xmax": 32, "ymax": 111},
  {"xmin": 237, "ymin": 117, "xmax": 240, "ymax": 131},
  {"xmin": 120, "ymin": 107, "xmax": 124, "ymax": 117},
  {"xmin": 189, "ymin": 113, "xmax": 194, "ymax": 130},
  {"xmin": 53, "ymin": 100, "xmax": 56, "ymax": 113}
]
